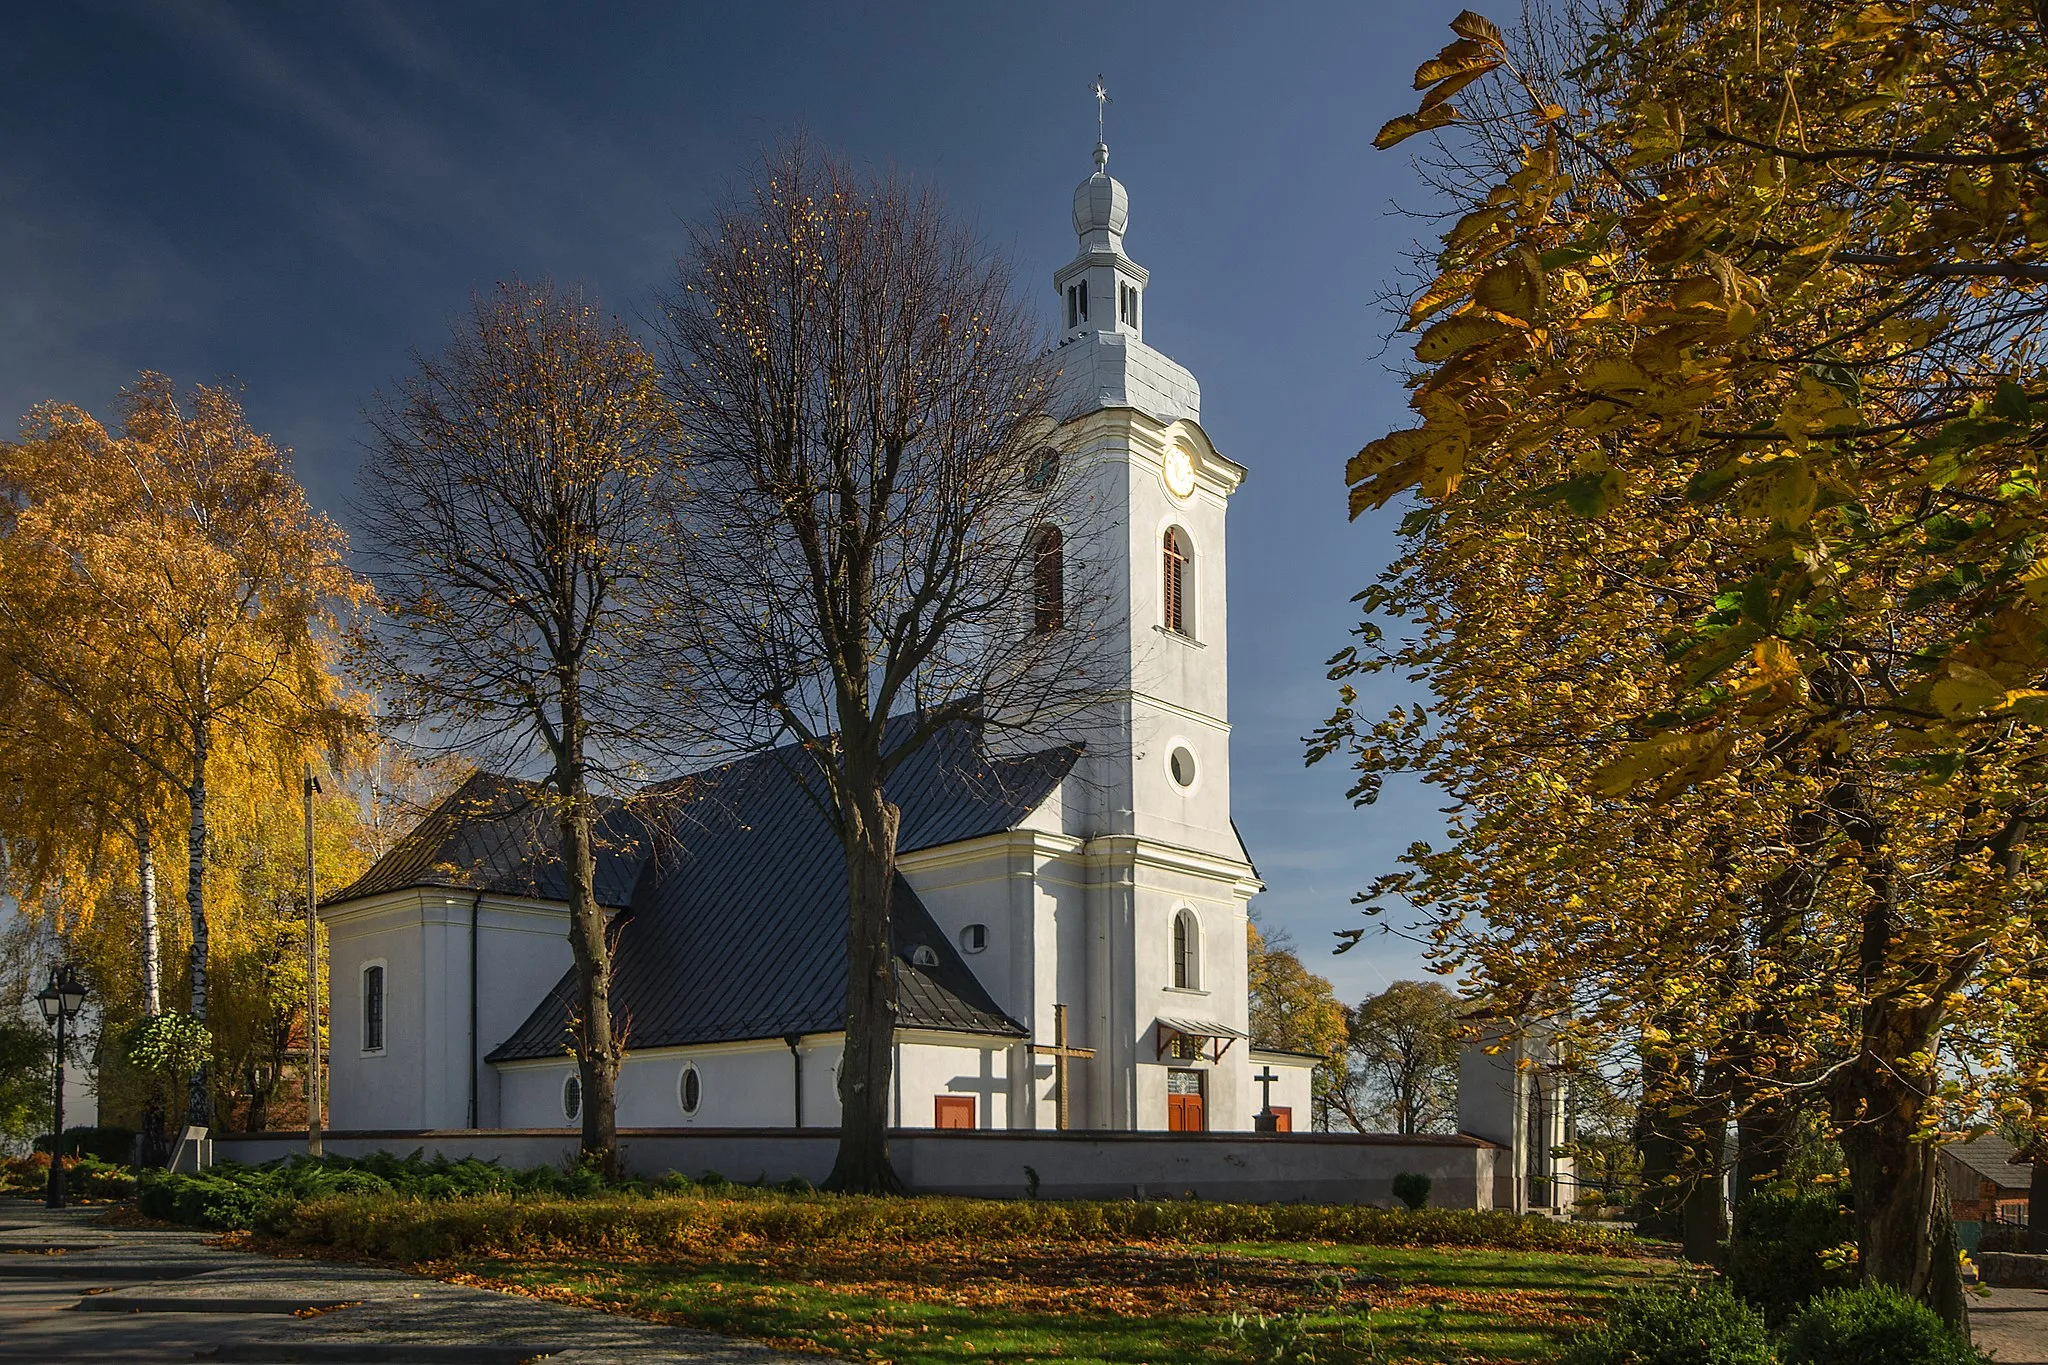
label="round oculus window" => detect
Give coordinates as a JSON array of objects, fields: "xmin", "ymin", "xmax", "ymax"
[
  {"xmin": 1169, "ymin": 745, "xmax": 1197, "ymax": 789},
  {"xmin": 562, "ymin": 1074, "xmax": 582, "ymax": 1122},
  {"xmin": 679, "ymin": 1066, "xmax": 702, "ymax": 1116},
  {"xmin": 960, "ymin": 923, "xmax": 988, "ymax": 954}
]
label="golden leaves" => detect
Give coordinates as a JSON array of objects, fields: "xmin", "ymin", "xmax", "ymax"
[
  {"xmin": 1414, "ymin": 313, "xmax": 1514, "ymax": 362},
  {"xmin": 1375, "ymin": 12, "xmax": 1507, "ymax": 149},
  {"xmin": 1592, "ymin": 730, "xmax": 1734, "ymax": 804}
]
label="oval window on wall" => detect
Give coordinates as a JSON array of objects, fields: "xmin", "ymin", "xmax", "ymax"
[
  {"xmin": 960, "ymin": 923, "xmax": 988, "ymax": 954},
  {"xmin": 679, "ymin": 1065, "xmax": 702, "ymax": 1116},
  {"xmin": 1169, "ymin": 745, "xmax": 1197, "ymax": 789},
  {"xmin": 562, "ymin": 1073, "xmax": 582, "ymax": 1123}
]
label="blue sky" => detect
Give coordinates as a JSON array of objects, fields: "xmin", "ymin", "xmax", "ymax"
[{"xmin": 0, "ymin": 1, "xmax": 1475, "ymax": 1007}]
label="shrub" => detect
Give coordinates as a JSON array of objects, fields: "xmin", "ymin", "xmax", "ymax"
[
  {"xmin": 1781, "ymin": 1285, "xmax": 1983, "ymax": 1365},
  {"xmin": 273, "ymin": 1189, "xmax": 1638, "ymax": 1263},
  {"xmin": 0, "ymin": 1152, "xmax": 134, "ymax": 1201},
  {"xmin": 1391, "ymin": 1172, "xmax": 1432, "ymax": 1210},
  {"xmin": 1559, "ymin": 1281, "xmax": 1775, "ymax": 1365},
  {"xmin": 137, "ymin": 1150, "xmax": 622, "ymax": 1230},
  {"xmin": 35, "ymin": 1126, "xmax": 137, "ymax": 1164},
  {"xmin": 1727, "ymin": 1189, "xmax": 1858, "ymax": 1325}
]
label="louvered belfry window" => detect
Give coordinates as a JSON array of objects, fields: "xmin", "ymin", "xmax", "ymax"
[
  {"xmin": 1163, "ymin": 528, "xmax": 1189, "ymax": 635},
  {"xmin": 1033, "ymin": 527, "xmax": 1064, "ymax": 634}
]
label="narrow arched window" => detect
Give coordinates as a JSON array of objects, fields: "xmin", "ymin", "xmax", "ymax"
[
  {"xmin": 1163, "ymin": 528, "xmax": 1189, "ymax": 636},
  {"xmin": 1172, "ymin": 909, "xmax": 1200, "ymax": 989},
  {"xmin": 361, "ymin": 964, "xmax": 385, "ymax": 1053},
  {"xmin": 1033, "ymin": 527, "xmax": 1064, "ymax": 634}
]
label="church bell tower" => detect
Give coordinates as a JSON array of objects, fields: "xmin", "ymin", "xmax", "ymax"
[{"xmin": 1043, "ymin": 104, "xmax": 1262, "ymax": 1131}]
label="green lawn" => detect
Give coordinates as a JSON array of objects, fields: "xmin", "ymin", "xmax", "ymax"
[{"xmin": 443, "ymin": 1238, "xmax": 1678, "ymax": 1364}]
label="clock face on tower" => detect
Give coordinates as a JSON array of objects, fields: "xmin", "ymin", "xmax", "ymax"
[{"xmin": 1162, "ymin": 447, "xmax": 1196, "ymax": 500}]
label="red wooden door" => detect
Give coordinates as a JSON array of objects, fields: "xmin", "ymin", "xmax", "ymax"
[
  {"xmin": 1271, "ymin": 1106, "xmax": 1293, "ymax": 1133},
  {"xmin": 1166, "ymin": 1069, "xmax": 1206, "ymax": 1132},
  {"xmin": 935, "ymin": 1095, "xmax": 976, "ymax": 1129}
]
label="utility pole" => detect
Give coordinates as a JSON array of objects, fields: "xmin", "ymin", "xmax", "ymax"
[{"xmin": 304, "ymin": 764, "xmax": 322, "ymax": 1157}]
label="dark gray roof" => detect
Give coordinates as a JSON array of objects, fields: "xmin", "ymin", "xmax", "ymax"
[
  {"xmin": 1946, "ymin": 1135, "xmax": 2033, "ymax": 1190},
  {"xmin": 329, "ymin": 771, "xmax": 646, "ymax": 910},
  {"xmin": 488, "ymin": 716, "xmax": 1077, "ymax": 1061}
]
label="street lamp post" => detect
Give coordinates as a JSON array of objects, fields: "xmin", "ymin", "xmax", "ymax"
[{"xmin": 36, "ymin": 965, "xmax": 88, "ymax": 1209}]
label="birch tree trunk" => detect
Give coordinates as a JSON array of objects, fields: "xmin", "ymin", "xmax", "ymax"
[
  {"xmin": 137, "ymin": 818, "xmax": 159, "ymax": 1016},
  {"xmin": 185, "ymin": 715, "xmax": 210, "ymax": 1126}
]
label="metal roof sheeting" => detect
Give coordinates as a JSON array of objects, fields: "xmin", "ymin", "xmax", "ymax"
[
  {"xmin": 485, "ymin": 716, "xmax": 1076, "ymax": 1062},
  {"xmin": 329, "ymin": 771, "xmax": 647, "ymax": 910}
]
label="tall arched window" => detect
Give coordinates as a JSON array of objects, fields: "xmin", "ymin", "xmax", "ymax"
[
  {"xmin": 1033, "ymin": 527, "xmax": 1064, "ymax": 634},
  {"xmin": 361, "ymin": 963, "xmax": 385, "ymax": 1053},
  {"xmin": 1163, "ymin": 528, "xmax": 1190, "ymax": 636},
  {"xmin": 1172, "ymin": 909, "xmax": 1200, "ymax": 989}
]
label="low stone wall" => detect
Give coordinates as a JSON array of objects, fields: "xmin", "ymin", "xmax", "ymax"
[
  {"xmin": 213, "ymin": 1128, "xmax": 1506, "ymax": 1208},
  {"xmin": 1978, "ymin": 1251, "xmax": 2048, "ymax": 1288}
]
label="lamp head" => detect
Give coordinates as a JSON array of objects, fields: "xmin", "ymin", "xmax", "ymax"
[
  {"xmin": 35, "ymin": 975, "xmax": 59, "ymax": 1024},
  {"xmin": 53, "ymin": 965, "xmax": 86, "ymax": 1019}
]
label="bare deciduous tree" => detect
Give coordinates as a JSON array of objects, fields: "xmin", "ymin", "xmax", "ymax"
[
  {"xmin": 357, "ymin": 281, "xmax": 681, "ymax": 1179},
  {"xmin": 657, "ymin": 143, "xmax": 1113, "ymax": 1192}
]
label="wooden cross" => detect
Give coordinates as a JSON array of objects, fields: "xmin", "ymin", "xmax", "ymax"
[{"xmin": 1030, "ymin": 1003, "xmax": 1095, "ymax": 1131}]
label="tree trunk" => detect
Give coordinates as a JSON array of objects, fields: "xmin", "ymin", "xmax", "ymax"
[
  {"xmin": 1682, "ymin": 1091, "xmax": 1730, "ymax": 1264},
  {"xmin": 1634, "ymin": 1031, "xmax": 1689, "ymax": 1241},
  {"xmin": 185, "ymin": 717, "xmax": 210, "ymax": 1126},
  {"xmin": 137, "ymin": 818, "xmax": 159, "ymax": 1017},
  {"xmin": 560, "ymin": 763, "xmax": 620, "ymax": 1181},
  {"xmin": 1833, "ymin": 1005, "xmax": 1967, "ymax": 1328},
  {"xmin": 826, "ymin": 786, "xmax": 903, "ymax": 1194}
]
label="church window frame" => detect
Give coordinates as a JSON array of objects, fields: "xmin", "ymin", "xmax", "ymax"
[
  {"xmin": 679, "ymin": 1064, "xmax": 702, "ymax": 1117},
  {"xmin": 907, "ymin": 943, "xmax": 940, "ymax": 969},
  {"xmin": 959, "ymin": 923, "xmax": 988, "ymax": 954},
  {"xmin": 1167, "ymin": 744, "xmax": 1197, "ymax": 791},
  {"xmin": 1171, "ymin": 908, "xmax": 1202, "ymax": 990},
  {"xmin": 360, "ymin": 960, "xmax": 386, "ymax": 1055},
  {"xmin": 1119, "ymin": 281, "xmax": 1139, "ymax": 328},
  {"xmin": 1163, "ymin": 526, "xmax": 1193, "ymax": 637},
  {"xmin": 1032, "ymin": 525, "xmax": 1064, "ymax": 634},
  {"xmin": 562, "ymin": 1072, "xmax": 582, "ymax": 1123}
]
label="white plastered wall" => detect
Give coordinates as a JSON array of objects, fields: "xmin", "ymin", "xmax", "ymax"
[{"xmin": 322, "ymin": 889, "xmax": 573, "ymax": 1132}]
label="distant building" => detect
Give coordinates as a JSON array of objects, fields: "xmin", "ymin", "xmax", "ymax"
[{"xmin": 1944, "ymin": 1135, "xmax": 2031, "ymax": 1226}]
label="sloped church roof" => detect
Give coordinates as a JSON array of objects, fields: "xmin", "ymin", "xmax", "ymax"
[{"xmin": 331, "ymin": 717, "xmax": 1078, "ymax": 1061}]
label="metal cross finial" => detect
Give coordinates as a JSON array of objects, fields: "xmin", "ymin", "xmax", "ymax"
[{"xmin": 1092, "ymin": 75, "xmax": 1111, "ymax": 143}]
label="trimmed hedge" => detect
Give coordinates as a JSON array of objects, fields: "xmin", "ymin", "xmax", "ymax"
[
  {"xmin": 137, "ymin": 1150, "xmax": 609, "ymax": 1230},
  {"xmin": 1558, "ymin": 1281, "xmax": 1775, "ymax": 1365},
  {"xmin": 270, "ymin": 1188, "xmax": 1638, "ymax": 1263},
  {"xmin": 1781, "ymin": 1285, "xmax": 1984, "ymax": 1365},
  {"xmin": 1727, "ymin": 1190, "xmax": 1858, "ymax": 1326},
  {"xmin": 0, "ymin": 1152, "xmax": 137, "ymax": 1200}
]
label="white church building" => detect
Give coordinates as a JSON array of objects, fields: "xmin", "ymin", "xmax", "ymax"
[
  {"xmin": 322, "ymin": 133, "xmax": 1310, "ymax": 1143},
  {"xmin": 297, "ymin": 132, "xmax": 1570, "ymax": 1210}
]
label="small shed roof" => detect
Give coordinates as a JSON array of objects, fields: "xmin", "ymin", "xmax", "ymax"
[{"xmin": 1945, "ymin": 1136, "xmax": 2033, "ymax": 1192}]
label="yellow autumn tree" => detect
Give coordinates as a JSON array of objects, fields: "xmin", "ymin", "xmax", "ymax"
[
  {"xmin": 0, "ymin": 375, "xmax": 372, "ymax": 1125},
  {"xmin": 1325, "ymin": 2, "xmax": 2048, "ymax": 1317}
]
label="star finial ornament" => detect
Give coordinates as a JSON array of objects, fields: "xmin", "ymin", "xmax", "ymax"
[{"xmin": 1092, "ymin": 75, "xmax": 1111, "ymax": 143}]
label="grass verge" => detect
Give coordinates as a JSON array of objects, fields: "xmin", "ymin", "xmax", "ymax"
[
  {"xmin": 252, "ymin": 1191, "xmax": 1668, "ymax": 1363},
  {"xmin": 440, "ymin": 1240, "xmax": 1673, "ymax": 1363}
]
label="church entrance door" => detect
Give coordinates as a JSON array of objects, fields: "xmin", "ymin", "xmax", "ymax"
[{"xmin": 1166, "ymin": 1068, "xmax": 1206, "ymax": 1132}]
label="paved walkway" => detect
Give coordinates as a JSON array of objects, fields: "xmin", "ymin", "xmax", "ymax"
[
  {"xmin": 1975, "ymin": 1287, "xmax": 2048, "ymax": 1365},
  {"xmin": 0, "ymin": 1201, "xmax": 826, "ymax": 1364}
]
